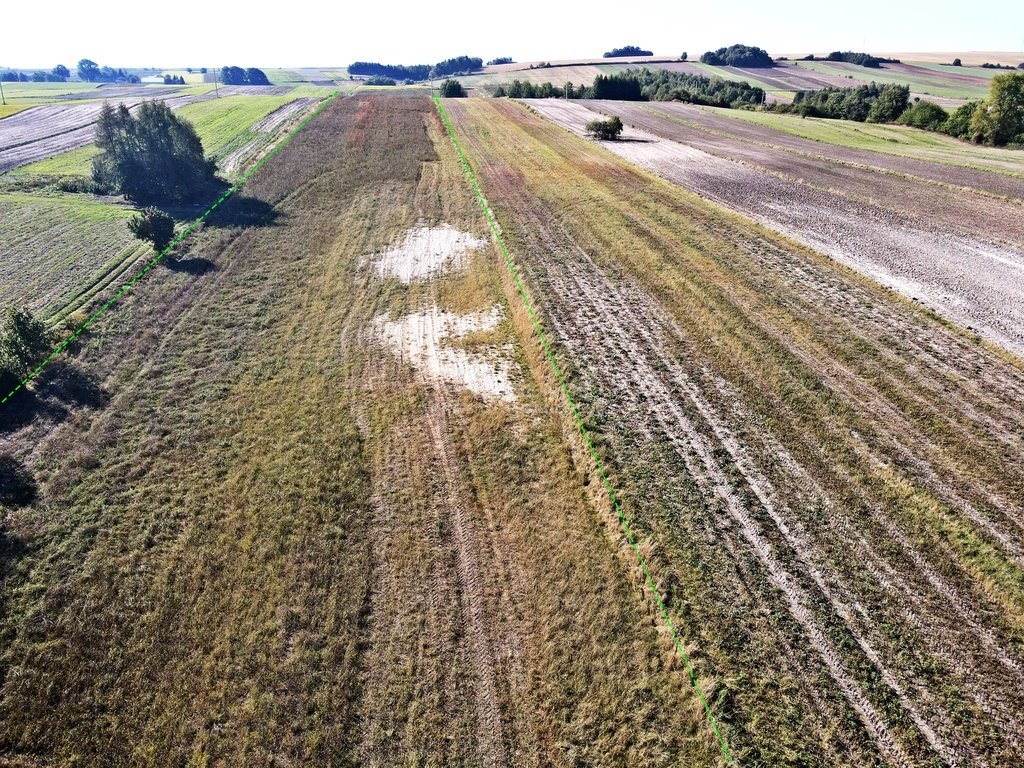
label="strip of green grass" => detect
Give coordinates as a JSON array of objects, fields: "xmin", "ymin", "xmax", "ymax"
[{"xmin": 711, "ymin": 106, "xmax": 1024, "ymax": 178}]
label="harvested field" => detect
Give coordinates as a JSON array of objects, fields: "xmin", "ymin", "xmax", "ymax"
[
  {"xmin": 0, "ymin": 192, "xmax": 145, "ymax": 320},
  {"xmin": 0, "ymin": 92, "xmax": 722, "ymax": 766},
  {"xmin": 531, "ymin": 99, "xmax": 1024, "ymax": 356},
  {"xmin": 791, "ymin": 60, "xmax": 990, "ymax": 100},
  {"xmin": 447, "ymin": 95, "xmax": 1024, "ymax": 766},
  {"xmin": 0, "ymin": 92, "xmax": 213, "ymax": 173}
]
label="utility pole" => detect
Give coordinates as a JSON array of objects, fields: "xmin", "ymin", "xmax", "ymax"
[
  {"xmin": 0, "ymin": 78, "xmax": 6, "ymax": 106},
  {"xmin": 213, "ymin": 67, "xmax": 219, "ymax": 98}
]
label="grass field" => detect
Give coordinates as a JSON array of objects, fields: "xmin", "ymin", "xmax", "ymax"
[
  {"xmin": 0, "ymin": 91, "xmax": 724, "ymax": 766},
  {"xmin": 711, "ymin": 106, "xmax": 1024, "ymax": 177},
  {"xmin": 791, "ymin": 60, "xmax": 990, "ymax": 100},
  {"xmin": 0, "ymin": 192, "xmax": 145, "ymax": 321},
  {"xmin": 13, "ymin": 91, "xmax": 325, "ymax": 179}
]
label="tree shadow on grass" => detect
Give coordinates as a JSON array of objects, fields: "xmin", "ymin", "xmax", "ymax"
[
  {"xmin": 165, "ymin": 257, "xmax": 216, "ymax": 276},
  {"xmin": 205, "ymin": 194, "xmax": 284, "ymax": 229},
  {"xmin": 0, "ymin": 455, "xmax": 37, "ymax": 508},
  {"xmin": 0, "ymin": 363, "xmax": 108, "ymax": 435}
]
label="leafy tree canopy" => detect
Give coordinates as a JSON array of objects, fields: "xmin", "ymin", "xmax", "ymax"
[
  {"xmin": 219, "ymin": 66, "xmax": 270, "ymax": 85},
  {"xmin": 700, "ymin": 44, "xmax": 774, "ymax": 67},
  {"xmin": 586, "ymin": 116, "xmax": 624, "ymax": 140},
  {"xmin": 128, "ymin": 208, "xmax": 176, "ymax": 253},
  {"xmin": 92, "ymin": 101, "xmax": 217, "ymax": 204},
  {"xmin": 439, "ymin": 79, "xmax": 466, "ymax": 97},
  {"xmin": 603, "ymin": 45, "xmax": 653, "ymax": 58}
]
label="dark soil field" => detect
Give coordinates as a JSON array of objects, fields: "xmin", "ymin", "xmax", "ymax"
[{"xmin": 532, "ymin": 99, "xmax": 1024, "ymax": 358}]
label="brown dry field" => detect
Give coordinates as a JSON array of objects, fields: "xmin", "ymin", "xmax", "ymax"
[
  {"xmin": 448, "ymin": 96, "xmax": 1024, "ymax": 766},
  {"xmin": 0, "ymin": 92, "xmax": 723, "ymax": 766},
  {"xmin": 530, "ymin": 99, "xmax": 1024, "ymax": 358}
]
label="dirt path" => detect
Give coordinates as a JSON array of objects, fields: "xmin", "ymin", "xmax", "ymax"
[{"xmin": 531, "ymin": 99, "xmax": 1024, "ymax": 358}]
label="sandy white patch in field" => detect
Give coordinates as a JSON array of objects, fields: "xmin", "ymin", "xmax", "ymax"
[
  {"xmin": 370, "ymin": 224, "xmax": 485, "ymax": 283},
  {"xmin": 376, "ymin": 305, "xmax": 516, "ymax": 401}
]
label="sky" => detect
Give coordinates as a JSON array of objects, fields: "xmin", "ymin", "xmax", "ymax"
[{"xmin": 4, "ymin": 0, "xmax": 1023, "ymax": 69}]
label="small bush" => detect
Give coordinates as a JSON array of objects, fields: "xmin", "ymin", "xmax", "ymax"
[
  {"xmin": 439, "ymin": 79, "xmax": 466, "ymax": 98},
  {"xmin": 585, "ymin": 115, "xmax": 623, "ymax": 140},
  {"xmin": 897, "ymin": 100, "xmax": 949, "ymax": 131},
  {"xmin": 0, "ymin": 307, "xmax": 52, "ymax": 378},
  {"xmin": 128, "ymin": 208, "xmax": 176, "ymax": 254},
  {"xmin": 952, "ymin": 58, "xmax": 962, "ymax": 67}
]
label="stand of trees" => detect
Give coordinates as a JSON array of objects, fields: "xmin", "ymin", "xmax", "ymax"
[
  {"xmin": 634, "ymin": 68, "xmax": 764, "ymax": 106},
  {"xmin": 493, "ymin": 69, "xmax": 764, "ymax": 108},
  {"xmin": 800, "ymin": 51, "xmax": 901, "ymax": 68},
  {"xmin": 778, "ymin": 72, "xmax": 1024, "ymax": 146},
  {"xmin": 592, "ymin": 74, "xmax": 643, "ymax": 100},
  {"xmin": 780, "ymin": 82, "xmax": 909, "ymax": 122},
  {"xmin": 487, "ymin": 57, "xmax": 513, "ymax": 65},
  {"xmin": 349, "ymin": 56, "xmax": 482, "ymax": 82},
  {"xmin": 92, "ymin": 101, "xmax": 218, "ymax": 204},
  {"xmin": 77, "ymin": 59, "xmax": 139, "ymax": 83},
  {"xmin": 700, "ymin": 44, "xmax": 774, "ymax": 67},
  {"xmin": 493, "ymin": 80, "xmax": 588, "ymax": 98},
  {"xmin": 1, "ymin": 67, "xmax": 68, "ymax": 82},
  {"xmin": 219, "ymin": 66, "xmax": 270, "ymax": 85},
  {"xmin": 163, "ymin": 74, "xmax": 186, "ymax": 85},
  {"xmin": 604, "ymin": 45, "xmax": 653, "ymax": 58},
  {"xmin": 365, "ymin": 75, "xmax": 396, "ymax": 86}
]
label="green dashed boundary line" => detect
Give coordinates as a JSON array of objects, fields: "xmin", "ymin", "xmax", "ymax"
[
  {"xmin": 1, "ymin": 90, "xmax": 340, "ymax": 408},
  {"xmin": 433, "ymin": 94, "xmax": 735, "ymax": 765}
]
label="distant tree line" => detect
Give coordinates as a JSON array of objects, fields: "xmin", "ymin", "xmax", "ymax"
[
  {"xmin": 77, "ymin": 59, "xmax": 139, "ymax": 83},
  {"xmin": 348, "ymin": 56, "xmax": 482, "ymax": 82},
  {"xmin": 365, "ymin": 75, "xmax": 396, "ymax": 86},
  {"xmin": 1, "ymin": 65, "xmax": 69, "ymax": 82},
  {"xmin": 799, "ymin": 51, "xmax": 901, "ymax": 68},
  {"xmin": 219, "ymin": 66, "xmax": 270, "ymax": 85},
  {"xmin": 778, "ymin": 82, "xmax": 910, "ymax": 122},
  {"xmin": 163, "ymin": 74, "xmax": 186, "ymax": 85},
  {"xmin": 487, "ymin": 57, "xmax": 514, "ymax": 66},
  {"xmin": 773, "ymin": 72, "xmax": 1024, "ymax": 146},
  {"xmin": 604, "ymin": 45, "xmax": 653, "ymax": 58},
  {"xmin": 493, "ymin": 69, "xmax": 764, "ymax": 108},
  {"xmin": 493, "ymin": 80, "xmax": 587, "ymax": 98},
  {"xmin": 633, "ymin": 68, "xmax": 764, "ymax": 106},
  {"xmin": 700, "ymin": 44, "xmax": 774, "ymax": 68}
]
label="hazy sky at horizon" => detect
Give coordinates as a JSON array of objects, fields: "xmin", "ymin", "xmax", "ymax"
[{"xmin": 4, "ymin": 0, "xmax": 1023, "ymax": 69}]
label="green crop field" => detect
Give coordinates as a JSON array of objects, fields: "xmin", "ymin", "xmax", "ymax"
[
  {"xmin": 0, "ymin": 192, "xmax": 145, "ymax": 320},
  {"xmin": 791, "ymin": 60, "xmax": 990, "ymax": 100},
  {"xmin": 712, "ymin": 106, "xmax": 1024, "ymax": 177}
]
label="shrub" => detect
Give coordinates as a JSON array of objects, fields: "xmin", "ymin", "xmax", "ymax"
[
  {"xmin": 586, "ymin": 115, "xmax": 623, "ymax": 140},
  {"xmin": 952, "ymin": 58, "xmax": 962, "ymax": 67},
  {"xmin": 897, "ymin": 100, "xmax": 949, "ymax": 130},
  {"xmin": 365, "ymin": 75, "xmax": 396, "ymax": 86},
  {"xmin": 439, "ymin": 79, "xmax": 466, "ymax": 98},
  {"xmin": 943, "ymin": 101, "xmax": 982, "ymax": 138},
  {"xmin": 0, "ymin": 308, "xmax": 52, "ymax": 378},
  {"xmin": 128, "ymin": 208, "xmax": 176, "ymax": 253}
]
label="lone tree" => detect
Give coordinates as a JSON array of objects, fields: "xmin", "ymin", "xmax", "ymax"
[
  {"xmin": 77, "ymin": 58, "xmax": 100, "ymax": 81},
  {"xmin": 128, "ymin": 208, "xmax": 176, "ymax": 254},
  {"xmin": 0, "ymin": 307, "xmax": 52, "ymax": 391},
  {"xmin": 92, "ymin": 100, "xmax": 217, "ymax": 203},
  {"xmin": 586, "ymin": 115, "xmax": 624, "ymax": 140},
  {"xmin": 439, "ymin": 78, "xmax": 466, "ymax": 97}
]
